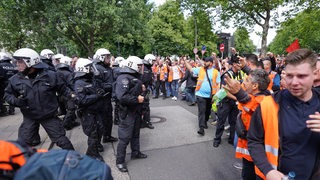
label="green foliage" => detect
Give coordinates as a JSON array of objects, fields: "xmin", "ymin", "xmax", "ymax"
[
  {"xmin": 269, "ymin": 9, "xmax": 320, "ymax": 54},
  {"xmin": 233, "ymin": 27, "xmax": 255, "ymax": 54},
  {"xmin": 147, "ymin": 0, "xmax": 189, "ymax": 56}
]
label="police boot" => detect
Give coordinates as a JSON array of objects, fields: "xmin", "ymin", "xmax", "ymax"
[
  {"xmin": 86, "ymin": 146, "xmax": 104, "ymax": 162},
  {"xmin": 146, "ymin": 122, "xmax": 154, "ymax": 129}
]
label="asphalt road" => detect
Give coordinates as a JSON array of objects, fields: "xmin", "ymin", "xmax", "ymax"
[{"xmin": 0, "ymin": 97, "xmax": 242, "ymax": 180}]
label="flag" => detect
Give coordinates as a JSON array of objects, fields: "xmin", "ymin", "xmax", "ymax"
[{"xmin": 286, "ymin": 39, "xmax": 300, "ymax": 53}]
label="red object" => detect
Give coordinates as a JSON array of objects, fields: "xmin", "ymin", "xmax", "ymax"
[
  {"xmin": 219, "ymin": 44, "xmax": 225, "ymax": 52},
  {"xmin": 286, "ymin": 39, "xmax": 300, "ymax": 53}
]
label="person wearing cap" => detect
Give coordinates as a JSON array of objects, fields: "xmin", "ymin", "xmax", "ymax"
[
  {"xmin": 184, "ymin": 56, "xmax": 220, "ymax": 136},
  {"xmin": 4, "ymin": 48, "xmax": 74, "ymax": 150},
  {"xmin": 213, "ymin": 58, "xmax": 243, "ymax": 147}
]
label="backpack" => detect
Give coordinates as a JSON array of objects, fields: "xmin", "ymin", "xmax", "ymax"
[
  {"xmin": 0, "ymin": 140, "xmax": 40, "ymax": 180},
  {"xmin": 14, "ymin": 149, "xmax": 113, "ymax": 180}
]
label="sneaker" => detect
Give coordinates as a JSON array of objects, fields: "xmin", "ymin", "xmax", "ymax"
[
  {"xmin": 171, "ymin": 97, "xmax": 175, "ymax": 100},
  {"xmin": 224, "ymin": 125, "xmax": 230, "ymax": 130},
  {"xmin": 232, "ymin": 162, "xmax": 243, "ymax": 170}
]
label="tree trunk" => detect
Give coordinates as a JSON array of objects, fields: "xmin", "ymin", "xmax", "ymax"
[
  {"xmin": 194, "ymin": 15, "xmax": 197, "ymax": 48},
  {"xmin": 260, "ymin": 11, "xmax": 270, "ymax": 55}
]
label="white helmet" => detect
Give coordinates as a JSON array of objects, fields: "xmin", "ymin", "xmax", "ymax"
[
  {"xmin": 94, "ymin": 48, "xmax": 111, "ymax": 62},
  {"xmin": 75, "ymin": 58, "xmax": 92, "ymax": 77},
  {"xmin": 144, "ymin": 54, "xmax": 156, "ymax": 64},
  {"xmin": 0, "ymin": 52, "xmax": 11, "ymax": 61},
  {"xmin": 40, "ymin": 49, "xmax": 54, "ymax": 59},
  {"xmin": 126, "ymin": 56, "xmax": 143, "ymax": 73},
  {"xmin": 59, "ymin": 56, "xmax": 71, "ymax": 65},
  {"xmin": 114, "ymin": 57, "xmax": 124, "ymax": 66},
  {"xmin": 13, "ymin": 48, "xmax": 41, "ymax": 67},
  {"xmin": 53, "ymin": 53, "xmax": 64, "ymax": 61}
]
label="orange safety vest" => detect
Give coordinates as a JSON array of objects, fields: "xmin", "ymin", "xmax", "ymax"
[
  {"xmin": 267, "ymin": 72, "xmax": 276, "ymax": 90},
  {"xmin": 235, "ymin": 95, "xmax": 265, "ymax": 161},
  {"xmin": 152, "ymin": 65, "xmax": 168, "ymax": 81},
  {"xmin": 195, "ymin": 67, "xmax": 219, "ymax": 95},
  {"xmin": 168, "ymin": 65, "xmax": 183, "ymax": 82},
  {"xmin": 255, "ymin": 96, "xmax": 279, "ymax": 179}
]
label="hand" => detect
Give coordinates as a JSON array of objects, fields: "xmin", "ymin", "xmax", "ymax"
[
  {"xmin": 266, "ymin": 170, "xmax": 284, "ymax": 180},
  {"xmin": 142, "ymin": 84, "xmax": 146, "ymax": 92},
  {"xmin": 96, "ymin": 88, "xmax": 106, "ymax": 97},
  {"xmin": 307, "ymin": 112, "xmax": 320, "ymax": 132},
  {"xmin": 238, "ymin": 56, "xmax": 246, "ymax": 68},
  {"xmin": 138, "ymin": 95, "xmax": 144, "ymax": 103},
  {"xmin": 16, "ymin": 97, "xmax": 27, "ymax": 107},
  {"xmin": 222, "ymin": 75, "xmax": 241, "ymax": 94}
]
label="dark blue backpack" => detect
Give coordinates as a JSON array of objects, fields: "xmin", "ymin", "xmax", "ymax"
[{"xmin": 14, "ymin": 149, "xmax": 113, "ymax": 180}]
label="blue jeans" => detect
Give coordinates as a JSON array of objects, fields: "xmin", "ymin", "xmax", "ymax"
[
  {"xmin": 185, "ymin": 87, "xmax": 196, "ymax": 103},
  {"xmin": 165, "ymin": 81, "xmax": 172, "ymax": 97},
  {"xmin": 171, "ymin": 80, "xmax": 179, "ymax": 97}
]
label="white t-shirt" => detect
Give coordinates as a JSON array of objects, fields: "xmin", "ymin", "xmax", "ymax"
[{"xmin": 172, "ymin": 66, "xmax": 180, "ymax": 80}]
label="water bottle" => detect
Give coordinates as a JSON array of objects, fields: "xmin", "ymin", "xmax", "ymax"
[
  {"xmin": 281, "ymin": 171, "xmax": 295, "ymax": 180},
  {"xmin": 212, "ymin": 88, "xmax": 227, "ymax": 103}
]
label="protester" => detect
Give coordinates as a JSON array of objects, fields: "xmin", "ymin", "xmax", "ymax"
[
  {"xmin": 248, "ymin": 49, "xmax": 320, "ymax": 180},
  {"xmin": 184, "ymin": 57, "xmax": 220, "ymax": 136}
]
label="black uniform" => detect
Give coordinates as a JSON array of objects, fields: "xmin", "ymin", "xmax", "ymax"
[
  {"xmin": 4, "ymin": 65, "xmax": 74, "ymax": 150},
  {"xmin": 74, "ymin": 74, "xmax": 105, "ymax": 161},
  {"xmin": 140, "ymin": 62, "xmax": 154, "ymax": 128},
  {"xmin": 0, "ymin": 62, "xmax": 8, "ymax": 116},
  {"xmin": 115, "ymin": 67, "xmax": 144, "ymax": 165},
  {"xmin": 112, "ymin": 66, "xmax": 122, "ymax": 125},
  {"xmin": 0, "ymin": 59, "xmax": 16, "ymax": 115},
  {"xmin": 95, "ymin": 62, "xmax": 116, "ymax": 142},
  {"xmin": 56, "ymin": 64, "xmax": 79, "ymax": 130},
  {"xmin": 213, "ymin": 68, "xmax": 241, "ymax": 147}
]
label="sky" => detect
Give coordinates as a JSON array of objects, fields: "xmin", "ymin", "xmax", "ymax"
[{"xmin": 149, "ymin": 0, "xmax": 277, "ymax": 48}]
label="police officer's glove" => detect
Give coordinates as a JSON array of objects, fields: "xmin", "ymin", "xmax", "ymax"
[
  {"xmin": 15, "ymin": 97, "xmax": 28, "ymax": 108},
  {"xmin": 97, "ymin": 88, "xmax": 107, "ymax": 97}
]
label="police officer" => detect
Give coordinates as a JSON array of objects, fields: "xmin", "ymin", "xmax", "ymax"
[
  {"xmin": 73, "ymin": 58, "xmax": 106, "ymax": 161},
  {"xmin": 4, "ymin": 48, "xmax": 74, "ymax": 150},
  {"xmin": 93, "ymin": 48, "xmax": 118, "ymax": 144},
  {"xmin": 140, "ymin": 54, "xmax": 156, "ymax": 129},
  {"xmin": 55, "ymin": 56, "xmax": 80, "ymax": 130},
  {"xmin": 115, "ymin": 56, "xmax": 147, "ymax": 172},
  {"xmin": 0, "ymin": 52, "xmax": 17, "ymax": 115},
  {"xmin": 40, "ymin": 49, "xmax": 56, "ymax": 71}
]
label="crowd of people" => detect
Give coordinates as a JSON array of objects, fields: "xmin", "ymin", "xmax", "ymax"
[{"xmin": 0, "ymin": 47, "xmax": 320, "ymax": 179}]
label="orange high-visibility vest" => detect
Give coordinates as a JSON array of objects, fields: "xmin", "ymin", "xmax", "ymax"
[
  {"xmin": 235, "ymin": 95, "xmax": 265, "ymax": 161},
  {"xmin": 195, "ymin": 67, "xmax": 219, "ymax": 95},
  {"xmin": 254, "ymin": 96, "xmax": 279, "ymax": 179},
  {"xmin": 267, "ymin": 72, "xmax": 276, "ymax": 90},
  {"xmin": 152, "ymin": 65, "xmax": 167, "ymax": 81}
]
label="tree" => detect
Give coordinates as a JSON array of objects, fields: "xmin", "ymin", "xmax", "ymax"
[
  {"xmin": 0, "ymin": 0, "xmax": 152, "ymax": 57},
  {"xmin": 147, "ymin": 0, "xmax": 188, "ymax": 56},
  {"xmin": 233, "ymin": 27, "xmax": 255, "ymax": 54},
  {"xmin": 215, "ymin": 0, "xmax": 320, "ymax": 55},
  {"xmin": 269, "ymin": 9, "xmax": 320, "ymax": 54},
  {"xmin": 179, "ymin": 0, "xmax": 215, "ymax": 48}
]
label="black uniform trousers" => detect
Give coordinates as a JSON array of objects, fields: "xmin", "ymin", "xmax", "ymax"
[
  {"xmin": 18, "ymin": 116, "xmax": 74, "ymax": 150},
  {"xmin": 63, "ymin": 98, "xmax": 77, "ymax": 127},
  {"xmin": 214, "ymin": 99, "xmax": 238, "ymax": 143},
  {"xmin": 116, "ymin": 110, "xmax": 141, "ymax": 164},
  {"xmin": 196, "ymin": 96, "xmax": 212, "ymax": 129},
  {"xmin": 81, "ymin": 111, "xmax": 104, "ymax": 155},
  {"xmin": 102, "ymin": 98, "xmax": 113, "ymax": 139}
]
